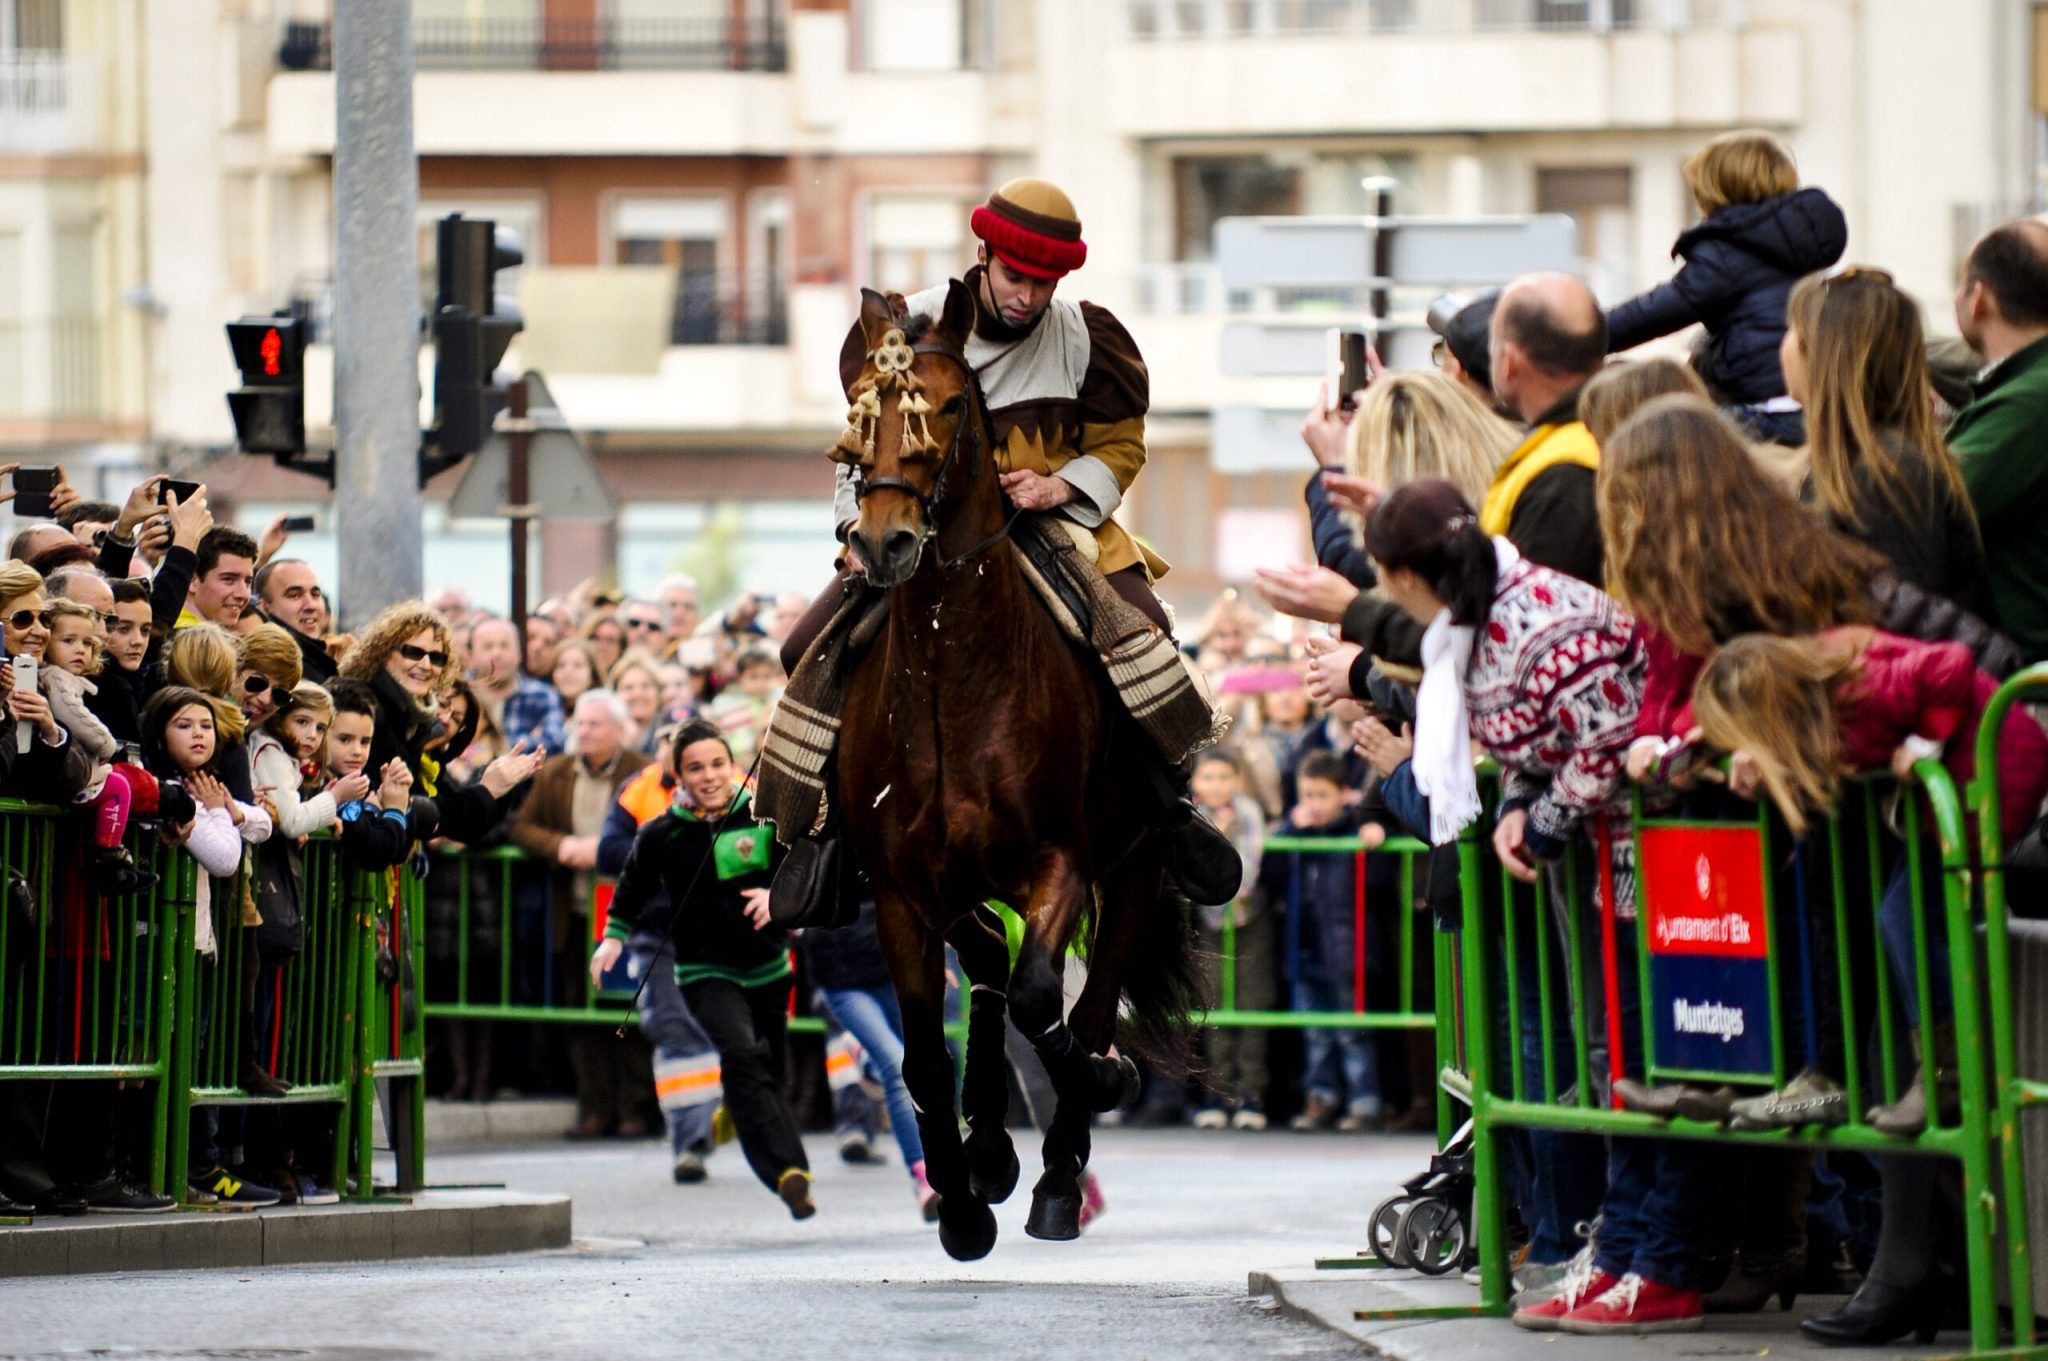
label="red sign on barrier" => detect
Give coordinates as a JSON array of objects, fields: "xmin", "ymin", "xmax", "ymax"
[{"xmin": 1639, "ymin": 824, "xmax": 1768, "ymax": 960}]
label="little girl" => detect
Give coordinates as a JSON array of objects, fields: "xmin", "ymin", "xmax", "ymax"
[
  {"xmin": 40, "ymin": 599, "xmax": 154, "ymax": 894},
  {"xmin": 1691, "ymin": 627, "xmax": 2048, "ymax": 1131}
]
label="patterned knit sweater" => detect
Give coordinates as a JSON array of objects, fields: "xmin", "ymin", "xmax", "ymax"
[{"xmin": 1465, "ymin": 557, "xmax": 1645, "ymax": 911}]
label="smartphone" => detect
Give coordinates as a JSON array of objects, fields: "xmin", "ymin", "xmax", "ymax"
[
  {"xmin": 11, "ymin": 466, "xmax": 56, "ymax": 520},
  {"xmin": 10, "ymin": 656, "xmax": 33, "ymax": 753},
  {"xmin": 1327, "ymin": 328, "xmax": 1371, "ymax": 413},
  {"xmin": 280, "ymin": 514, "xmax": 316, "ymax": 533},
  {"xmin": 156, "ymin": 478, "xmax": 202, "ymax": 507}
]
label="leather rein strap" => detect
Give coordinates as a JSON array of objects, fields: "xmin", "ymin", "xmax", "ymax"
[{"xmin": 853, "ymin": 338, "xmax": 1019, "ymax": 575}]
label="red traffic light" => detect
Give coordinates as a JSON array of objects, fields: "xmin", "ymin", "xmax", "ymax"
[
  {"xmin": 260, "ymin": 326, "xmax": 281, "ymax": 377},
  {"xmin": 227, "ymin": 316, "xmax": 302, "ymax": 388}
]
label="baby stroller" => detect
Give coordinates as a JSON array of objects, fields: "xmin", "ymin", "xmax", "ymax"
[{"xmin": 1365, "ymin": 1115, "xmax": 1474, "ymax": 1275}]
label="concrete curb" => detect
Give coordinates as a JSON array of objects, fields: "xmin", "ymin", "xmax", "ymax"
[
  {"xmin": 0, "ymin": 1190, "xmax": 571, "ymax": 1277},
  {"xmin": 425, "ymin": 1097, "xmax": 580, "ymax": 1145}
]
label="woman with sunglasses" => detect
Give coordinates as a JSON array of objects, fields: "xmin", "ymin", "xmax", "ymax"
[
  {"xmin": 338, "ymin": 601, "xmax": 544, "ymax": 846},
  {"xmin": 234, "ymin": 624, "xmax": 303, "ymax": 728}
]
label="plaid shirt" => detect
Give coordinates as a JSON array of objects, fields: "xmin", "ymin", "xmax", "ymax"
[{"xmin": 498, "ymin": 675, "xmax": 566, "ymax": 756}]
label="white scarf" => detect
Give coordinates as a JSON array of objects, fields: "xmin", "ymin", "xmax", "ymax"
[{"xmin": 1412, "ymin": 536, "xmax": 1520, "ymax": 845}]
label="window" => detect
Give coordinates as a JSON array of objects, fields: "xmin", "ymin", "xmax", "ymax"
[
  {"xmin": 745, "ymin": 189, "xmax": 790, "ymax": 344},
  {"xmin": 1171, "ymin": 151, "xmax": 1414, "ymax": 261},
  {"xmin": 1536, "ymin": 166, "xmax": 1636, "ymax": 300},
  {"xmin": 862, "ymin": 0, "xmax": 964, "ymax": 71},
  {"xmin": 613, "ymin": 196, "xmax": 730, "ymax": 344},
  {"xmin": 866, "ymin": 195, "xmax": 970, "ymax": 295},
  {"xmin": 0, "ymin": 0, "xmax": 61, "ymax": 54}
]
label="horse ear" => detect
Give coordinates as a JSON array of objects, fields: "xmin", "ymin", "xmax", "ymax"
[
  {"xmin": 857, "ymin": 287, "xmax": 898, "ymax": 348},
  {"xmin": 937, "ymin": 278, "xmax": 975, "ymax": 345}
]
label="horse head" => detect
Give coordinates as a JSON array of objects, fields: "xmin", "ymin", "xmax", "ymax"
[{"xmin": 831, "ymin": 279, "xmax": 988, "ymax": 588}]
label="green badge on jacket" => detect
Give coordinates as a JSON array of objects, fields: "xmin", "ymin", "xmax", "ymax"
[{"xmin": 713, "ymin": 825, "xmax": 771, "ymax": 881}]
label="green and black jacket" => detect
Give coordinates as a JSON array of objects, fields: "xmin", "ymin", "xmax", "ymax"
[{"xmin": 606, "ymin": 789, "xmax": 789, "ymax": 989}]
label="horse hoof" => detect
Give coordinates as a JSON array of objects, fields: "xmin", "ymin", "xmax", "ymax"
[
  {"xmin": 937, "ymin": 1195, "xmax": 998, "ymax": 1261},
  {"xmin": 968, "ymin": 1132, "xmax": 1020, "ymax": 1205},
  {"xmin": 1087, "ymin": 1053, "xmax": 1141, "ymax": 1113},
  {"xmin": 1025, "ymin": 1170, "xmax": 1083, "ymax": 1241}
]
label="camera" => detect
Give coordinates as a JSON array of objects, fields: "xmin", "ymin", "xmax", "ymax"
[{"xmin": 157, "ymin": 780, "xmax": 196, "ymax": 828}]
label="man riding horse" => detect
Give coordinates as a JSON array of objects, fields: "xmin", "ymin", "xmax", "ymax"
[{"xmin": 779, "ymin": 177, "xmax": 1239, "ymax": 906}]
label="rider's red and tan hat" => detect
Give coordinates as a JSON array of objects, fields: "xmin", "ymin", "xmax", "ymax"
[{"xmin": 971, "ymin": 178, "xmax": 1087, "ymax": 281}]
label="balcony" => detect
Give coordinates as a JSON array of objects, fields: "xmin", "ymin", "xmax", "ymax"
[
  {"xmin": 0, "ymin": 318, "xmax": 103, "ymax": 423},
  {"xmin": 0, "ymin": 55, "xmax": 98, "ymax": 155},
  {"xmin": 279, "ymin": 17, "xmax": 787, "ymax": 73},
  {"xmin": 1109, "ymin": 0, "xmax": 1798, "ymax": 137}
]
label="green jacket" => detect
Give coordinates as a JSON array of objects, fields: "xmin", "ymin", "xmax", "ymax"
[{"xmin": 1947, "ymin": 334, "xmax": 2048, "ymax": 663}]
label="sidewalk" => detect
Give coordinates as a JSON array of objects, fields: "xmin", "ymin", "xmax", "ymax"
[
  {"xmin": 1251, "ymin": 1265, "xmax": 1911, "ymax": 1361},
  {"xmin": 0, "ymin": 1189, "xmax": 570, "ymax": 1278}
]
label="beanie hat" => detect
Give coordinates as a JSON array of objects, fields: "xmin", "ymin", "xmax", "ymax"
[{"xmin": 970, "ymin": 178, "xmax": 1087, "ymax": 281}]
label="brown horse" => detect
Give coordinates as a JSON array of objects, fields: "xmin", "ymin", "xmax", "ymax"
[{"xmin": 832, "ymin": 282, "xmax": 1198, "ymax": 1261}]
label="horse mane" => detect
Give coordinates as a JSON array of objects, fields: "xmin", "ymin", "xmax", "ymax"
[{"xmin": 900, "ymin": 312, "xmax": 936, "ymax": 343}]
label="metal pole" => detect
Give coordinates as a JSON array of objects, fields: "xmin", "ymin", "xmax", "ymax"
[
  {"xmin": 332, "ymin": 1, "xmax": 422, "ymax": 626},
  {"xmin": 505, "ymin": 376, "xmax": 533, "ymax": 635}
]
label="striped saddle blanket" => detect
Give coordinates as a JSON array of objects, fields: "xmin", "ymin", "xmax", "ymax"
[{"xmin": 755, "ymin": 516, "xmax": 1227, "ymax": 846}]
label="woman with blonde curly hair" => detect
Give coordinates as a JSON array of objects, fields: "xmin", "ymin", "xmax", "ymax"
[{"xmin": 340, "ymin": 600, "xmax": 541, "ymax": 843}]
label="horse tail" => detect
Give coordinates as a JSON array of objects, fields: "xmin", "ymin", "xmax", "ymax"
[{"xmin": 1114, "ymin": 876, "xmax": 1205, "ymax": 1065}]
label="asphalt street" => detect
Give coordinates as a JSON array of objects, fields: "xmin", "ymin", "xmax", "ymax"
[{"xmin": 0, "ymin": 1126, "xmax": 1421, "ymax": 1360}]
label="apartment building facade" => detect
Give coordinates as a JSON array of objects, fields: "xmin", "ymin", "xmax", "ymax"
[{"xmin": 5, "ymin": 0, "xmax": 2041, "ymax": 612}]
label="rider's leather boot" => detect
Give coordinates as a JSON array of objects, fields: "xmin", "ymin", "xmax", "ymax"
[{"xmin": 1163, "ymin": 796, "xmax": 1244, "ymax": 907}]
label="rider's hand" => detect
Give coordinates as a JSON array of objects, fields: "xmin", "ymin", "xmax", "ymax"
[{"xmin": 999, "ymin": 470, "xmax": 1076, "ymax": 511}]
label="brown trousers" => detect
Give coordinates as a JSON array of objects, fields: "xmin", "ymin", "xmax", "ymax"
[{"xmin": 779, "ymin": 562, "xmax": 1171, "ymax": 676}]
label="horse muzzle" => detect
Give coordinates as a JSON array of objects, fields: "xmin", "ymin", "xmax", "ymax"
[{"xmin": 849, "ymin": 524, "xmax": 925, "ymax": 588}]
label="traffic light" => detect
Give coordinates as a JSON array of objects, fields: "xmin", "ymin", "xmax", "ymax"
[
  {"xmin": 225, "ymin": 315, "xmax": 306, "ymax": 457},
  {"xmin": 428, "ymin": 213, "xmax": 523, "ymax": 476}
]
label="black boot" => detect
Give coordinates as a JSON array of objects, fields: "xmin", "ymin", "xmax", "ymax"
[
  {"xmin": 1163, "ymin": 798, "xmax": 1243, "ymax": 907},
  {"xmin": 1798, "ymin": 1275, "xmax": 1946, "ymax": 1347},
  {"xmin": 769, "ymin": 833, "xmax": 865, "ymax": 930}
]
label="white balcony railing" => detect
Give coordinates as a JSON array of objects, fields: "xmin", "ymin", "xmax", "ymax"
[
  {"xmin": 1125, "ymin": 0, "xmax": 1745, "ymax": 39},
  {"xmin": 0, "ymin": 55, "xmax": 96, "ymax": 154}
]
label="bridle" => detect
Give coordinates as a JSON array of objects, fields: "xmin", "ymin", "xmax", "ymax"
[{"xmin": 843, "ymin": 334, "xmax": 1019, "ymax": 576}]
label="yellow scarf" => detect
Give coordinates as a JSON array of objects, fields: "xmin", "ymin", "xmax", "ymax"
[{"xmin": 1479, "ymin": 419, "xmax": 1600, "ymax": 536}]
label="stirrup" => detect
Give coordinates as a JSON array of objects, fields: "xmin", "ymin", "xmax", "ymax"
[{"xmin": 769, "ymin": 834, "xmax": 862, "ymax": 929}]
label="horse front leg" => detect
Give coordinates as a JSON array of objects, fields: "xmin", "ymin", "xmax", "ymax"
[
  {"xmin": 877, "ymin": 887, "xmax": 996, "ymax": 1261},
  {"xmin": 946, "ymin": 905, "xmax": 1018, "ymax": 1204},
  {"xmin": 1008, "ymin": 850, "xmax": 1134, "ymax": 1241}
]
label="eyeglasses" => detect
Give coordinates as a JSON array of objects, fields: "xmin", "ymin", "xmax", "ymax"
[
  {"xmin": 625, "ymin": 617, "xmax": 664, "ymax": 632},
  {"xmin": 6, "ymin": 609, "xmax": 53, "ymax": 631},
  {"xmin": 396, "ymin": 642, "xmax": 451, "ymax": 667},
  {"xmin": 242, "ymin": 673, "xmax": 295, "ymax": 710}
]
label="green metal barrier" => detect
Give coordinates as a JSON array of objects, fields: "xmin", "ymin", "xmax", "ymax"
[
  {"xmin": 1430, "ymin": 762, "xmax": 2015, "ymax": 1353},
  {"xmin": 1972, "ymin": 662, "xmax": 2048, "ymax": 1349},
  {"xmin": 350, "ymin": 863, "xmax": 427, "ymax": 1196},
  {"xmin": 0, "ymin": 807, "xmax": 187, "ymax": 1195},
  {"xmin": 165, "ymin": 841, "xmax": 365, "ymax": 1204}
]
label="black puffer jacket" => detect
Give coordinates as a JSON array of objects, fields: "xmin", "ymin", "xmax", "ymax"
[{"xmin": 1606, "ymin": 187, "xmax": 1847, "ymax": 405}]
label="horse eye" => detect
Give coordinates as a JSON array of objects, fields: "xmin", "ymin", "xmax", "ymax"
[{"xmin": 940, "ymin": 395, "xmax": 964, "ymax": 417}]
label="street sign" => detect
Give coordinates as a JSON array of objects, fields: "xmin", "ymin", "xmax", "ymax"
[
  {"xmin": 1219, "ymin": 320, "xmax": 1435, "ymax": 377},
  {"xmin": 447, "ymin": 371, "xmax": 614, "ymax": 521},
  {"xmin": 1210, "ymin": 405, "xmax": 1319, "ymax": 476},
  {"xmin": 1639, "ymin": 821, "xmax": 1778, "ymax": 1083},
  {"xmin": 1215, "ymin": 214, "xmax": 1579, "ymax": 291}
]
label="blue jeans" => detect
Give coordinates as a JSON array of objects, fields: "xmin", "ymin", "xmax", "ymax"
[
  {"xmin": 627, "ymin": 933, "xmax": 717, "ymax": 1157},
  {"xmin": 1502, "ymin": 865, "xmax": 1605, "ymax": 1264},
  {"xmin": 819, "ymin": 984, "xmax": 924, "ymax": 1174},
  {"xmin": 1590, "ymin": 915, "xmax": 1719, "ymax": 1290},
  {"xmin": 1877, "ymin": 836, "xmax": 1951, "ymax": 1026},
  {"xmin": 1293, "ymin": 976, "xmax": 1380, "ymax": 1116}
]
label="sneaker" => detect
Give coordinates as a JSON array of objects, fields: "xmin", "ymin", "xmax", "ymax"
[
  {"xmin": 1557, "ymin": 1272, "xmax": 1705, "ymax": 1335},
  {"xmin": 839, "ymin": 1132, "xmax": 884, "ymax": 1165},
  {"xmin": 672, "ymin": 1150, "xmax": 708, "ymax": 1185},
  {"xmin": 1290, "ymin": 1097, "xmax": 1338, "ymax": 1132},
  {"xmin": 1513, "ymin": 1260, "xmax": 1618, "ymax": 1332},
  {"xmin": 188, "ymin": 1165, "xmax": 280, "ymax": 1211},
  {"xmin": 290, "ymin": 1170, "xmax": 339, "ymax": 1206},
  {"xmin": 1336, "ymin": 1107, "xmax": 1383, "ymax": 1134},
  {"xmin": 1230, "ymin": 1106, "xmax": 1268, "ymax": 1132},
  {"xmin": 1727, "ymin": 1069, "xmax": 1847, "ymax": 1130},
  {"xmin": 77, "ymin": 1174, "xmax": 174, "ymax": 1215},
  {"xmin": 1078, "ymin": 1170, "xmax": 1106, "ymax": 1231},
  {"xmin": 1191, "ymin": 1107, "xmax": 1229, "ymax": 1130},
  {"xmin": 776, "ymin": 1168, "xmax": 816, "ymax": 1221}
]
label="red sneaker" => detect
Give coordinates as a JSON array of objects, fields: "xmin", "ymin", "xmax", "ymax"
[
  {"xmin": 1557, "ymin": 1272, "xmax": 1705, "ymax": 1335},
  {"xmin": 1511, "ymin": 1264, "xmax": 1618, "ymax": 1332}
]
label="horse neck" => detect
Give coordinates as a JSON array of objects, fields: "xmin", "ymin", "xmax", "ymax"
[{"xmin": 895, "ymin": 414, "xmax": 1025, "ymax": 628}]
